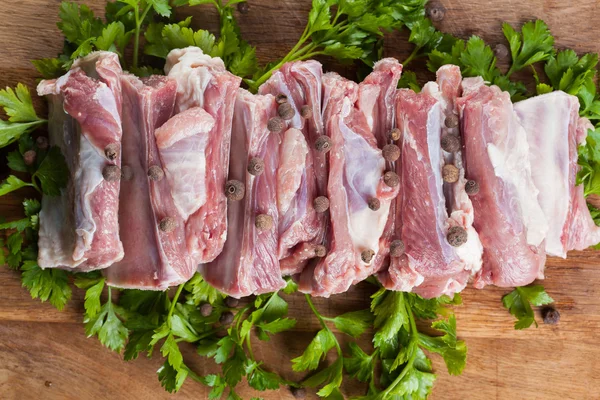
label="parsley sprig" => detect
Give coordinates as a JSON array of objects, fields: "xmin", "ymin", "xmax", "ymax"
[{"xmin": 502, "ymin": 285, "xmax": 554, "ymax": 329}]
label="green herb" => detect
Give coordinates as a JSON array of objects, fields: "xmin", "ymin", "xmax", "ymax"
[
  {"xmin": 144, "ymin": 1, "xmax": 258, "ymax": 78},
  {"xmin": 502, "ymin": 285, "xmax": 554, "ymax": 329},
  {"xmin": 246, "ymin": 0, "xmax": 427, "ymax": 91},
  {"xmin": 0, "ymin": 84, "xmax": 46, "ymax": 147}
]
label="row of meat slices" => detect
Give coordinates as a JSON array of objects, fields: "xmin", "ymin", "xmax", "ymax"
[{"xmin": 36, "ymin": 48, "xmax": 600, "ymax": 299}]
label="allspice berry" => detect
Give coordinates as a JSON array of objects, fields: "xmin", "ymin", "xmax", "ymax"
[
  {"xmin": 275, "ymin": 94, "xmax": 288, "ymax": 104},
  {"xmin": 225, "ymin": 179, "xmax": 245, "ymax": 201},
  {"xmin": 390, "ymin": 240, "xmax": 405, "ymax": 257},
  {"xmin": 427, "ymin": 2, "xmax": 446, "ymax": 22},
  {"xmin": 465, "ymin": 180, "xmax": 480, "ymax": 195},
  {"xmin": 267, "ymin": 116, "xmax": 285, "ymax": 132},
  {"xmin": 313, "ymin": 196, "xmax": 330, "ymax": 213},
  {"xmin": 159, "ymin": 217, "xmax": 177, "ymax": 233},
  {"xmin": 445, "ymin": 114, "xmax": 459, "ymax": 128},
  {"xmin": 237, "ymin": 1, "xmax": 249, "ymax": 14},
  {"xmin": 383, "ymin": 171, "xmax": 400, "ymax": 188},
  {"xmin": 255, "ymin": 214, "xmax": 273, "ymax": 231},
  {"xmin": 290, "ymin": 387, "xmax": 306, "ymax": 399},
  {"xmin": 247, "ymin": 157, "xmax": 265, "ymax": 176},
  {"xmin": 382, "ymin": 144, "xmax": 401, "ymax": 162},
  {"xmin": 23, "ymin": 150, "xmax": 36, "ymax": 166},
  {"xmin": 200, "ymin": 303, "xmax": 213, "ymax": 317},
  {"xmin": 314, "ymin": 245, "xmax": 327, "ymax": 258},
  {"xmin": 494, "ymin": 43, "xmax": 509, "ymax": 60},
  {"xmin": 361, "ymin": 249, "xmax": 375, "ymax": 263},
  {"xmin": 388, "ymin": 128, "xmax": 401, "ymax": 141},
  {"xmin": 447, "ymin": 226, "xmax": 468, "ymax": 247},
  {"xmin": 102, "ymin": 165, "xmax": 121, "ymax": 182},
  {"xmin": 300, "ymin": 105, "xmax": 313, "ymax": 119},
  {"xmin": 441, "ymin": 134, "xmax": 460, "ymax": 153},
  {"xmin": 148, "ymin": 165, "xmax": 164, "ymax": 181},
  {"xmin": 36, "ymin": 136, "xmax": 49, "ymax": 150},
  {"xmin": 104, "ymin": 143, "xmax": 119, "ymax": 161},
  {"xmin": 542, "ymin": 307, "xmax": 560, "ymax": 325},
  {"xmin": 278, "ymin": 102, "xmax": 295, "ymax": 120},
  {"xmin": 368, "ymin": 197, "xmax": 380, "ymax": 211},
  {"xmin": 442, "ymin": 164, "xmax": 459, "ymax": 183},
  {"xmin": 314, "ymin": 135, "xmax": 332, "ymax": 153},
  {"xmin": 224, "ymin": 297, "xmax": 239, "ymax": 308},
  {"xmin": 219, "ymin": 311, "xmax": 234, "ymax": 325}
]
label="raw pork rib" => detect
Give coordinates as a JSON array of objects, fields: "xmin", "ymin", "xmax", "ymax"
[
  {"xmin": 104, "ymin": 75, "xmax": 195, "ymax": 289},
  {"xmin": 381, "ymin": 66, "xmax": 483, "ymax": 298},
  {"xmin": 300, "ymin": 73, "xmax": 398, "ymax": 296},
  {"xmin": 355, "ymin": 58, "xmax": 402, "ymax": 274},
  {"xmin": 165, "ymin": 47, "xmax": 242, "ymax": 263},
  {"xmin": 37, "ymin": 52, "xmax": 124, "ymax": 270},
  {"xmin": 458, "ymin": 77, "xmax": 548, "ymax": 288},
  {"xmin": 200, "ymin": 89, "xmax": 285, "ymax": 297},
  {"xmin": 259, "ymin": 61, "xmax": 326, "ymax": 274},
  {"xmin": 514, "ymin": 91, "xmax": 600, "ymax": 256}
]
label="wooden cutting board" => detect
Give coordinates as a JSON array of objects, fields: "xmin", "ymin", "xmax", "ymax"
[{"xmin": 1, "ymin": 1, "xmax": 600, "ymax": 399}]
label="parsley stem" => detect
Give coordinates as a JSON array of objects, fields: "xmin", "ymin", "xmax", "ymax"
[
  {"xmin": 402, "ymin": 46, "xmax": 421, "ymax": 67},
  {"xmin": 304, "ymin": 294, "xmax": 342, "ymax": 355},
  {"xmin": 168, "ymin": 284, "xmax": 184, "ymax": 320},
  {"xmin": 133, "ymin": 4, "xmax": 152, "ymax": 69},
  {"xmin": 381, "ymin": 293, "xmax": 419, "ymax": 397}
]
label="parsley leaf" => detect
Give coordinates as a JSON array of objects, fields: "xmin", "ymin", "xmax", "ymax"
[
  {"xmin": 503, "ymin": 20, "xmax": 555, "ymax": 77},
  {"xmin": 32, "ymin": 146, "xmax": 69, "ymax": 196},
  {"xmin": 21, "ymin": 261, "xmax": 72, "ymax": 310},
  {"xmin": 0, "ymin": 84, "xmax": 46, "ymax": 148},
  {"xmin": 79, "ymin": 277, "xmax": 129, "ymax": 352},
  {"xmin": 502, "ymin": 285, "xmax": 554, "ymax": 329}
]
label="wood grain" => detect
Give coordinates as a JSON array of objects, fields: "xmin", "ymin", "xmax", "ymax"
[{"xmin": 1, "ymin": 0, "xmax": 600, "ymax": 399}]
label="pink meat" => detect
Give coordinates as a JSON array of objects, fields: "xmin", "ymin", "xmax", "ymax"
[
  {"xmin": 165, "ymin": 47, "xmax": 242, "ymax": 264},
  {"xmin": 514, "ymin": 92, "xmax": 600, "ymax": 256},
  {"xmin": 259, "ymin": 61, "xmax": 325, "ymax": 272},
  {"xmin": 300, "ymin": 73, "xmax": 398, "ymax": 296},
  {"xmin": 458, "ymin": 77, "xmax": 548, "ymax": 288},
  {"xmin": 37, "ymin": 51, "xmax": 124, "ymax": 271},
  {"xmin": 355, "ymin": 58, "xmax": 403, "ymax": 275},
  {"xmin": 200, "ymin": 89, "xmax": 285, "ymax": 297},
  {"xmin": 380, "ymin": 68, "xmax": 483, "ymax": 298},
  {"xmin": 104, "ymin": 74, "xmax": 194, "ymax": 289}
]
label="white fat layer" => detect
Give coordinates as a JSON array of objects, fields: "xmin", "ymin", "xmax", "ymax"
[
  {"xmin": 514, "ymin": 92, "xmax": 572, "ymax": 256},
  {"xmin": 277, "ymin": 128, "xmax": 308, "ymax": 215},
  {"xmin": 340, "ymin": 99, "xmax": 389, "ymax": 259},
  {"xmin": 161, "ymin": 134, "xmax": 208, "ymax": 219},
  {"xmin": 425, "ymin": 102, "xmax": 453, "ymax": 258},
  {"xmin": 486, "ymin": 112, "xmax": 548, "ymax": 246},
  {"xmin": 73, "ymin": 132, "xmax": 105, "ymax": 261},
  {"xmin": 165, "ymin": 48, "xmax": 224, "ymax": 112}
]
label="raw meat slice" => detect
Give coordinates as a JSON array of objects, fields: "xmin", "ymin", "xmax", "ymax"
[
  {"xmin": 381, "ymin": 66, "xmax": 483, "ymax": 298},
  {"xmin": 514, "ymin": 92, "xmax": 600, "ymax": 256},
  {"xmin": 200, "ymin": 89, "xmax": 285, "ymax": 297},
  {"xmin": 300, "ymin": 73, "xmax": 399, "ymax": 296},
  {"xmin": 37, "ymin": 51, "xmax": 124, "ymax": 271},
  {"xmin": 165, "ymin": 47, "xmax": 242, "ymax": 263},
  {"xmin": 458, "ymin": 77, "xmax": 548, "ymax": 288},
  {"xmin": 155, "ymin": 107, "xmax": 215, "ymax": 220},
  {"xmin": 356, "ymin": 58, "xmax": 403, "ymax": 148},
  {"xmin": 259, "ymin": 61, "xmax": 325, "ymax": 273},
  {"xmin": 355, "ymin": 58, "xmax": 402, "ymax": 275},
  {"xmin": 104, "ymin": 74, "xmax": 194, "ymax": 290}
]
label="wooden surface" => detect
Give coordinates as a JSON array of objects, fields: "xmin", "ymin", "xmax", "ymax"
[{"xmin": 1, "ymin": 0, "xmax": 600, "ymax": 399}]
